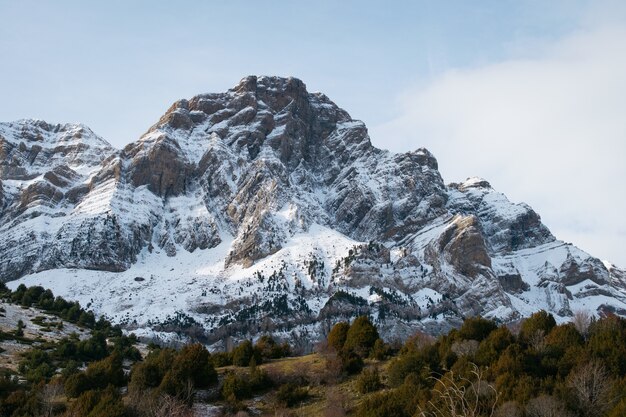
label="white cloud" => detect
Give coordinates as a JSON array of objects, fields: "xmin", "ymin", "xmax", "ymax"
[{"xmin": 371, "ymin": 25, "xmax": 626, "ymax": 267}]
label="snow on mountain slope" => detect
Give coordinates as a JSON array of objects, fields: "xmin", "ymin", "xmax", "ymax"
[{"xmin": 3, "ymin": 76, "xmax": 626, "ymax": 346}]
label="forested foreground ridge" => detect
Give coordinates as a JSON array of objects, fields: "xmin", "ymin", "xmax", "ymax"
[{"xmin": 2, "ymin": 284, "xmax": 626, "ymax": 416}]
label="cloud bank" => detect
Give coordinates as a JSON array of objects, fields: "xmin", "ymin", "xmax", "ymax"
[{"xmin": 371, "ymin": 25, "xmax": 626, "ymax": 267}]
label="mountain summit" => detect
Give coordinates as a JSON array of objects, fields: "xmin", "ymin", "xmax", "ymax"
[{"xmin": 2, "ymin": 76, "xmax": 625, "ymax": 346}]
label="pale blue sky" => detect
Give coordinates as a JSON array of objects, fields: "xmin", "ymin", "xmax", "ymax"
[
  {"xmin": 1, "ymin": 0, "xmax": 587, "ymax": 144},
  {"xmin": 1, "ymin": 1, "xmax": 625, "ymax": 266}
]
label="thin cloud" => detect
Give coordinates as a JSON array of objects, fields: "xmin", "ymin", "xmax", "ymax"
[{"xmin": 371, "ymin": 25, "xmax": 626, "ymax": 267}]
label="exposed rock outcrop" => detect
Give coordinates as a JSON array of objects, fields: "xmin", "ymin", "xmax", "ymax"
[{"xmin": 2, "ymin": 77, "xmax": 625, "ymax": 344}]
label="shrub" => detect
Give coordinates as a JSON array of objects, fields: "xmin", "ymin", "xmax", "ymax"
[
  {"xmin": 211, "ymin": 351, "xmax": 232, "ymax": 367},
  {"xmin": 458, "ymin": 316, "xmax": 498, "ymax": 342},
  {"xmin": 77, "ymin": 331, "xmax": 109, "ymax": 361},
  {"xmin": 15, "ymin": 320, "xmax": 25, "ymax": 337},
  {"xmin": 85, "ymin": 352, "xmax": 126, "ymax": 389},
  {"xmin": 64, "ymin": 372, "xmax": 91, "ymax": 398},
  {"xmin": 340, "ymin": 349, "xmax": 364, "ymax": 375},
  {"xmin": 172, "ymin": 343, "xmax": 217, "ymax": 388},
  {"xmin": 67, "ymin": 387, "xmax": 127, "ymax": 417},
  {"xmin": 255, "ymin": 335, "xmax": 291, "ymax": 360},
  {"xmin": 232, "ymin": 340, "xmax": 260, "ymax": 367},
  {"xmin": 327, "ymin": 322, "xmax": 350, "ymax": 352},
  {"xmin": 475, "ymin": 326, "xmax": 515, "ymax": 366},
  {"xmin": 221, "ymin": 366, "xmax": 271, "ymax": 403},
  {"xmin": 344, "ymin": 316, "xmax": 379, "ymax": 357},
  {"xmin": 586, "ymin": 316, "xmax": 626, "ymax": 375},
  {"xmin": 371, "ymin": 338, "xmax": 387, "ymax": 360},
  {"xmin": 222, "ymin": 372, "xmax": 252, "ymax": 401},
  {"xmin": 18, "ymin": 349, "xmax": 55, "ymax": 382},
  {"xmin": 129, "ymin": 348, "xmax": 176, "ymax": 391},
  {"xmin": 276, "ymin": 382, "xmax": 308, "ymax": 407},
  {"xmin": 520, "ymin": 311, "xmax": 556, "ymax": 346},
  {"xmin": 355, "ymin": 368, "xmax": 382, "ymax": 394},
  {"xmin": 357, "ymin": 389, "xmax": 413, "ymax": 417},
  {"xmin": 387, "ymin": 351, "xmax": 430, "ymax": 387}
]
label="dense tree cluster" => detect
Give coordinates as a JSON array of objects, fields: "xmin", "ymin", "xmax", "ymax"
[
  {"xmin": 128, "ymin": 343, "xmax": 218, "ymax": 411},
  {"xmin": 359, "ymin": 313, "xmax": 626, "ymax": 417},
  {"xmin": 211, "ymin": 335, "xmax": 291, "ymax": 368},
  {"xmin": 326, "ymin": 315, "xmax": 387, "ymax": 375},
  {"xmin": 3, "ymin": 284, "xmax": 109, "ymax": 329},
  {"xmin": 0, "ymin": 285, "xmax": 141, "ymax": 417}
]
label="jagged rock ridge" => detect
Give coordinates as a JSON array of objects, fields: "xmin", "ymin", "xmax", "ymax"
[{"xmin": 2, "ymin": 76, "xmax": 625, "ymax": 346}]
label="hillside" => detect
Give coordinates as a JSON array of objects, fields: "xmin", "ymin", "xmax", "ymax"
[{"xmin": 3, "ymin": 285, "xmax": 626, "ymax": 417}]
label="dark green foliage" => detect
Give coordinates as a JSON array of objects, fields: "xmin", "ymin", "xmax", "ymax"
[
  {"xmin": 14, "ymin": 319, "xmax": 25, "ymax": 337},
  {"xmin": 475, "ymin": 326, "xmax": 515, "ymax": 366},
  {"xmin": 159, "ymin": 343, "xmax": 217, "ymax": 398},
  {"xmin": 86, "ymin": 352, "xmax": 126, "ymax": 388},
  {"xmin": 356, "ymin": 367, "xmax": 382, "ymax": 393},
  {"xmin": 111, "ymin": 333, "xmax": 142, "ymax": 360},
  {"xmin": 6, "ymin": 284, "xmax": 118, "ymax": 335},
  {"xmin": 129, "ymin": 348, "xmax": 174, "ymax": 390},
  {"xmin": 387, "ymin": 349, "xmax": 432, "ymax": 387},
  {"xmin": 275, "ymin": 382, "xmax": 308, "ymax": 407},
  {"xmin": 67, "ymin": 386, "xmax": 128, "ymax": 417},
  {"xmin": 520, "ymin": 310, "xmax": 557, "ymax": 344},
  {"xmin": 458, "ymin": 316, "xmax": 498, "ymax": 341},
  {"xmin": 255, "ymin": 335, "xmax": 291, "ymax": 360},
  {"xmin": 0, "ymin": 284, "xmax": 136, "ymax": 416},
  {"xmin": 327, "ymin": 321, "xmax": 350, "ymax": 352},
  {"xmin": 64, "ymin": 352, "xmax": 126, "ymax": 398},
  {"xmin": 362, "ymin": 315, "xmax": 626, "ymax": 417},
  {"xmin": 129, "ymin": 343, "xmax": 217, "ymax": 403},
  {"xmin": 173, "ymin": 343, "xmax": 217, "ymax": 387},
  {"xmin": 6, "ymin": 281, "xmax": 626, "ymax": 417},
  {"xmin": 328, "ymin": 290, "xmax": 367, "ymax": 306},
  {"xmin": 543, "ymin": 323, "xmax": 585, "ymax": 377},
  {"xmin": 387, "ymin": 337, "xmax": 440, "ymax": 387},
  {"xmin": 78, "ymin": 310, "xmax": 96, "ymax": 327},
  {"xmin": 18, "ymin": 349, "xmax": 55, "ymax": 382},
  {"xmin": 0, "ymin": 388, "xmax": 42, "ymax": 417},
  {"xmin": 0, "ymin": 281, "xmax": 9, "ymax": 295},
  {"xmin": 222, "ymin": 372, "xmax": 252, "ymax": 401},
  {"xmin": 357, "ymin": 375, "xmax": 424, "ymax": 417},
  {"xmin": 546, "ymin": 323, "xmax": 583, "ymax": 349},
  {"xmin": 371, "ymin": 338, "xmax": 388, "ymax": 360},
  {"xmin": 221, "ymin": 366, "xmax": 271, "ymax": 402},
  {"xmin": 340, "ymin": 349, "xmax": 364, "ymax": 375},
  {"xmin": 358, "ymin": 391, "xmax": 411, "ymax": 417},
  {"xmin": 77, "ymin": 331, "xmax": 109, "ymax": 361},
  {"xmin": 231, "ymin": 339, "xmax": 260, "ymax": 366},
  {"xmin": 587, "ymin": 316, "xmax": 626, "ymax": 375},
  {"xmin": 211, "ymin": 351, "xmax": 233, "ymax": 367},
  {"xmin": 344, "ymin": 316, "xmax": 380, "ymax": 357},
  {"xmin": 64, "ymin": 372, "xmax": 91, "ymax": 398}
]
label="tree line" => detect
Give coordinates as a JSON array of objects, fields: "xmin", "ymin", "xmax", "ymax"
[{"xmin": 3, "ymin": 282, "xmax": 626, "ymax": 416}]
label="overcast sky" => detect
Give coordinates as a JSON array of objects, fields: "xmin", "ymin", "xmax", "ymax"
[{"xmin": 1, "ymin": 1, "xmax": 625, "ymax": 266}]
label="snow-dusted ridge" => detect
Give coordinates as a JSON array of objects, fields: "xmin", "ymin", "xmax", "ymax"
[{"xmin": 2, "ymin": 76, "xmax": 625, "ymax": 347}]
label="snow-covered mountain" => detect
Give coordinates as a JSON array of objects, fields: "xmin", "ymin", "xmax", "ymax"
[{"xmin": 2, "ymin": 76, "xmax": 625, "ymax": 347}]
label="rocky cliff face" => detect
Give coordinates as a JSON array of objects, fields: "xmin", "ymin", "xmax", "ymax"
[{"xmin": 3, "ymin": 76, "xmax": 626, "ymax": 347}]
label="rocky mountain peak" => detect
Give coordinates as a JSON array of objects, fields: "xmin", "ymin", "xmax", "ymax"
[
  {"xmin": 449, "ymin": 177, "xmax": 492, "ymax": 191},
  {"xmin": 0, "ymin": 119, "xmax": 112, "ymax": 149},
  {"xmin": 3, "ymin": 78, "xmax": 626, "ymax": 345},
  {"xmin": 0, "ymin": 120, "xmax": 114, "ymax": 182},
  {"xmin": 233, "ymin": 75, "xmax": 307, "ymax": 98}
]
